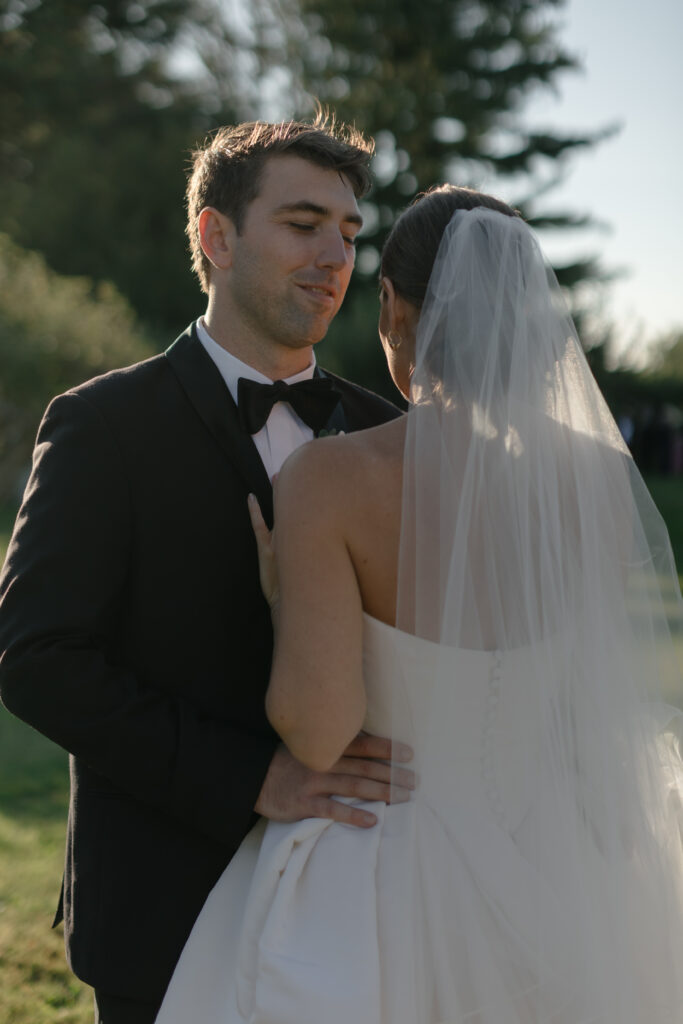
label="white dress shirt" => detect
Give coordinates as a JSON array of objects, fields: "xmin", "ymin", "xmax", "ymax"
[{"xmin": 196, "ymin": 318, "xmax": 317, "ymax": 480}]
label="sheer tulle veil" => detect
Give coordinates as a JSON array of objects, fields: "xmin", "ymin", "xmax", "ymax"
[{"xmin": 388, "ymin": 207, "xmax": 683, "ymax": 1021}]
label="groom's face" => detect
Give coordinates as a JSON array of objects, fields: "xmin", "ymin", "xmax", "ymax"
[{"xmin": 226, "ymin": 154, "xmax": 363, "ymax": 352}]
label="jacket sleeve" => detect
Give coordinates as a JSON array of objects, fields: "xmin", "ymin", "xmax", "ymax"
[{"xmin": 0, "ymin": 391, "xmax": 277, "ymax": 848}]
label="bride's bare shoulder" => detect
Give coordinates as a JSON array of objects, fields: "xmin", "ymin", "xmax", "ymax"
[{"xmin": 275, "ymin": 417, "xmax": 406, "ymax": 518}]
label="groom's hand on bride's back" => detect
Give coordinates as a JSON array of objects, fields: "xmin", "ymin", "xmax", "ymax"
[{"xmin": 254, "ymin": 733, "xmax": 415, "ymax": 828}]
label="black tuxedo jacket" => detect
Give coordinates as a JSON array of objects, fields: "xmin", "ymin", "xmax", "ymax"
[{"xmin": 0, "ymin": 324, "xmax": 401, "ymax": 1002}]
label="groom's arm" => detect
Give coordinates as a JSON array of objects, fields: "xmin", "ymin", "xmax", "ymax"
[{"xmin": 0, "ymin": 391, "xmax": 277, "ymax": 850}]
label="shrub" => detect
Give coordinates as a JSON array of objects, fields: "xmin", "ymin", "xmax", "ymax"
[{"xmin": 0, "ymin": 235, "xmax": 153, "ymax": 501}]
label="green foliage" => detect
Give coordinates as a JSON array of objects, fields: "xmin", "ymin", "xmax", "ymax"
[
  {"xmin": 263, "ymin": 0, "xmax": 611, "ymax": 273},
  {"xmin": 1, "ymin": 0, "xmax": 615, "ymax": 349},
  {"xmin": 647, "ymin": 329, "xmax": 683, "ymax": 381},
  {"xmin": 0, "ymin": 0, "xmax": 250, "ymax": 333},
  {"xmin": 318, "ymin": 283, "xmax": 403, "ymax": 404},
  {"xmin": 0, "ymin": 0, "xmax": 619, "ymax": 388},
  {"xmin": 588, "ymin": 340, "xmax": 683, "ymax": 418},
  {"xmin": 647, "ymin": 477, "xmax": 683, "ymax": 584},
  {"xmin": 253, "ymin": 0, "xmax": 613, "ymax": 386},
  {"xmin": 0, "ymin": 0, "xmax": 622, "ymax": 399},
  {"xmin": 0, "ymin": 234, "xmax": 153, "ymax": 500}
]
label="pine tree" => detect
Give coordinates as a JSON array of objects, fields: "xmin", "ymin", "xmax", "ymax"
[
  {"xmin": 0, "ymin": 1, "xmax": 251, "ymax": 333},
  {"xmin": 252, "ymin": 0, "xmax": 613, "ymax": 393}
]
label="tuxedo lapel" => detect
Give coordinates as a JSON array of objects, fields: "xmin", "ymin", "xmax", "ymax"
[
  {"xmin": 165, "ymin": 326, "xmax": 274, "ymax": 525},
  {"xmin": 315, "ymin": 368, "xmax": 348, "ymax": 435}
]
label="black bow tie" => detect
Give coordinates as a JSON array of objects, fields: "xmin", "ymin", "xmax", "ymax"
[{"xmin": 237, "ymin": 376, "xmax": 341, "ymax": 435}]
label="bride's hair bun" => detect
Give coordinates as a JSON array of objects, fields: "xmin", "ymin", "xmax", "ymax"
[{"xmin": 380, "ymin": 185, "xmax": 520, "ymax": 308}]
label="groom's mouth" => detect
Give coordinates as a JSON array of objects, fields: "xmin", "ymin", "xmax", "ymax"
[{"xmin": 296, "ymin": 282, "xmax": 337, "ymax": 308}]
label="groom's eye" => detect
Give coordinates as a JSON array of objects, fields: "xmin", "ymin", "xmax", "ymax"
[{"xmin": 289, "ymin": 222, "xmax": 316, "ymax": 232}]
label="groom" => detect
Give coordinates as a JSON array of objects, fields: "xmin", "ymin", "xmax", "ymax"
[{"xmin": 0, "ymin": 116, "xmax": 403, "ymax": 1023}]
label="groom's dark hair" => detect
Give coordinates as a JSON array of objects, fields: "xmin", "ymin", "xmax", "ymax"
[{"xmin": 186, "ymin": 110, "xmax": 374, "ymax": 293}]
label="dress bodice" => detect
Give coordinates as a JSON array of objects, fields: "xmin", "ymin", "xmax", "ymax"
[{"xmin": 361, "ymin": 612, "xmax": 557, "ymax": 835}]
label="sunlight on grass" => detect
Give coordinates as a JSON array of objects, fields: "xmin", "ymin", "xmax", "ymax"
[
  {"xmin": 0, "ymin": 810, "xmax": 91, "ymax": 1023},
  {"xmin": 0, "ymin": 710, "xmax": 92, "ymax": 1022}
]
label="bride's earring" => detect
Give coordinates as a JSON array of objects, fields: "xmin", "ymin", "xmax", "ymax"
[{"xmin": 388, "ymin": 333, "xmax": 403, "ymax": 351}]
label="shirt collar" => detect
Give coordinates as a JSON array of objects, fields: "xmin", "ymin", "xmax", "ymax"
[{"xmin": 196, "ymin": 317, "xmax": 317, "ymax": 406}]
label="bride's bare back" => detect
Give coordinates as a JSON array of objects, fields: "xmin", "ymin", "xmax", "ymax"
[{"xmin": 329, "ymin": 418, "xmax": 407, "ymax": 626}]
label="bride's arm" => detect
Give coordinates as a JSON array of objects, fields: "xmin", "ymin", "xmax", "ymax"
[{"xmin": 253, "ymin": 439, "xmax": 367, "ymax": 773}]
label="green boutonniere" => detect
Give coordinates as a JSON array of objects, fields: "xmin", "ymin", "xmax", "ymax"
[{"xmin": 316, "ymin": 428, "xmax": 346, "ymax": 438}]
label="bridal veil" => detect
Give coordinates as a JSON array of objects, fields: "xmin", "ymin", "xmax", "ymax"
[{"xmin": 389, "ymin": 207, "xmax": 683, "ymax": 1021}]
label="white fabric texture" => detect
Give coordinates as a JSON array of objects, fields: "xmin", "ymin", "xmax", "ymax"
[{"xmin": 196, "ymin": 318, "xmax": 316, "ymax": 478}]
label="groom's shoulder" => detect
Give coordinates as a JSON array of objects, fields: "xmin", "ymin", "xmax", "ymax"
[
  {"xmin": 58, "ymin": 325, "xmax": 195, "ymax": 413},
  {"xmin": 319, "ymin": 368, "xmax": 403, "ymax": 428},
  {"xmin": 50, "ymin": 352, "xmax": 169, "ymax": 431},
  {"xmin": 74, "ymin": 350, "xmax": 167, "ymax": 398}
]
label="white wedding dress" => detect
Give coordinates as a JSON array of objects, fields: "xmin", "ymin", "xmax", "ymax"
[{"xmin": 156, "ymin": 612, "xmax": 683, "ymax": 1023}]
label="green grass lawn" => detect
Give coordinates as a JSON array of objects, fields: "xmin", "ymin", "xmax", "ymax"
[
  {"xmin": 0, "ymin": 712, "xmax": 91, "ymax": 1022},
  {"xmin": 0, "ymin": 477, "xmax": 682, "ymax": 1021}
]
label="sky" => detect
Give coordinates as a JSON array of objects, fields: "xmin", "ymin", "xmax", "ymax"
[{"xmin": 492, "ymin": 0, "xmax": 683, "ymax": 365}]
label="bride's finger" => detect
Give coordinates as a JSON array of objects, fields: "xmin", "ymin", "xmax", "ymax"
[
  {"xmin": 247, "ymin": 494, "xmax": 279, "ymax": 607},
  {"xmin": 247, "ymin": 493, "xmax": 271, "ymax": 548},
  {"xmin": 331, "ymin": 757, "xmax": 415, "ymax": 791},
  {"xmin": 344, "ymin": 732, "xmax": 413, "ymax": 763}
]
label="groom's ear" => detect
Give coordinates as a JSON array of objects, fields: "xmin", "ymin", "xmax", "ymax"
[{"xmin": 198, "ymin": 206, "xmax": 236, "ymax": 273}]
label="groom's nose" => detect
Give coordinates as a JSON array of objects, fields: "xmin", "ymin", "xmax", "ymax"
[{"xmin": 315, "ymin": 229, "xmax": 351, "ymax": 271}]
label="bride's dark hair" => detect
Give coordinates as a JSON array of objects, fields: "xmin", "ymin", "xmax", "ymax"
[{"xmin": 380, "ymin": 185, "xmax": 520, "ymax": 307}]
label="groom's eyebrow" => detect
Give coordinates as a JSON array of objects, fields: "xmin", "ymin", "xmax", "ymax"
[{"xmin": 273, "ymin": 200, "xmax": 363, "ymax": 227}]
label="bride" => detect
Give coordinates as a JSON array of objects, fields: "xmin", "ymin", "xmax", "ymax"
[{"xmin": 156, "ymin": 186, "xmax": 683, "ymax": 1022}]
